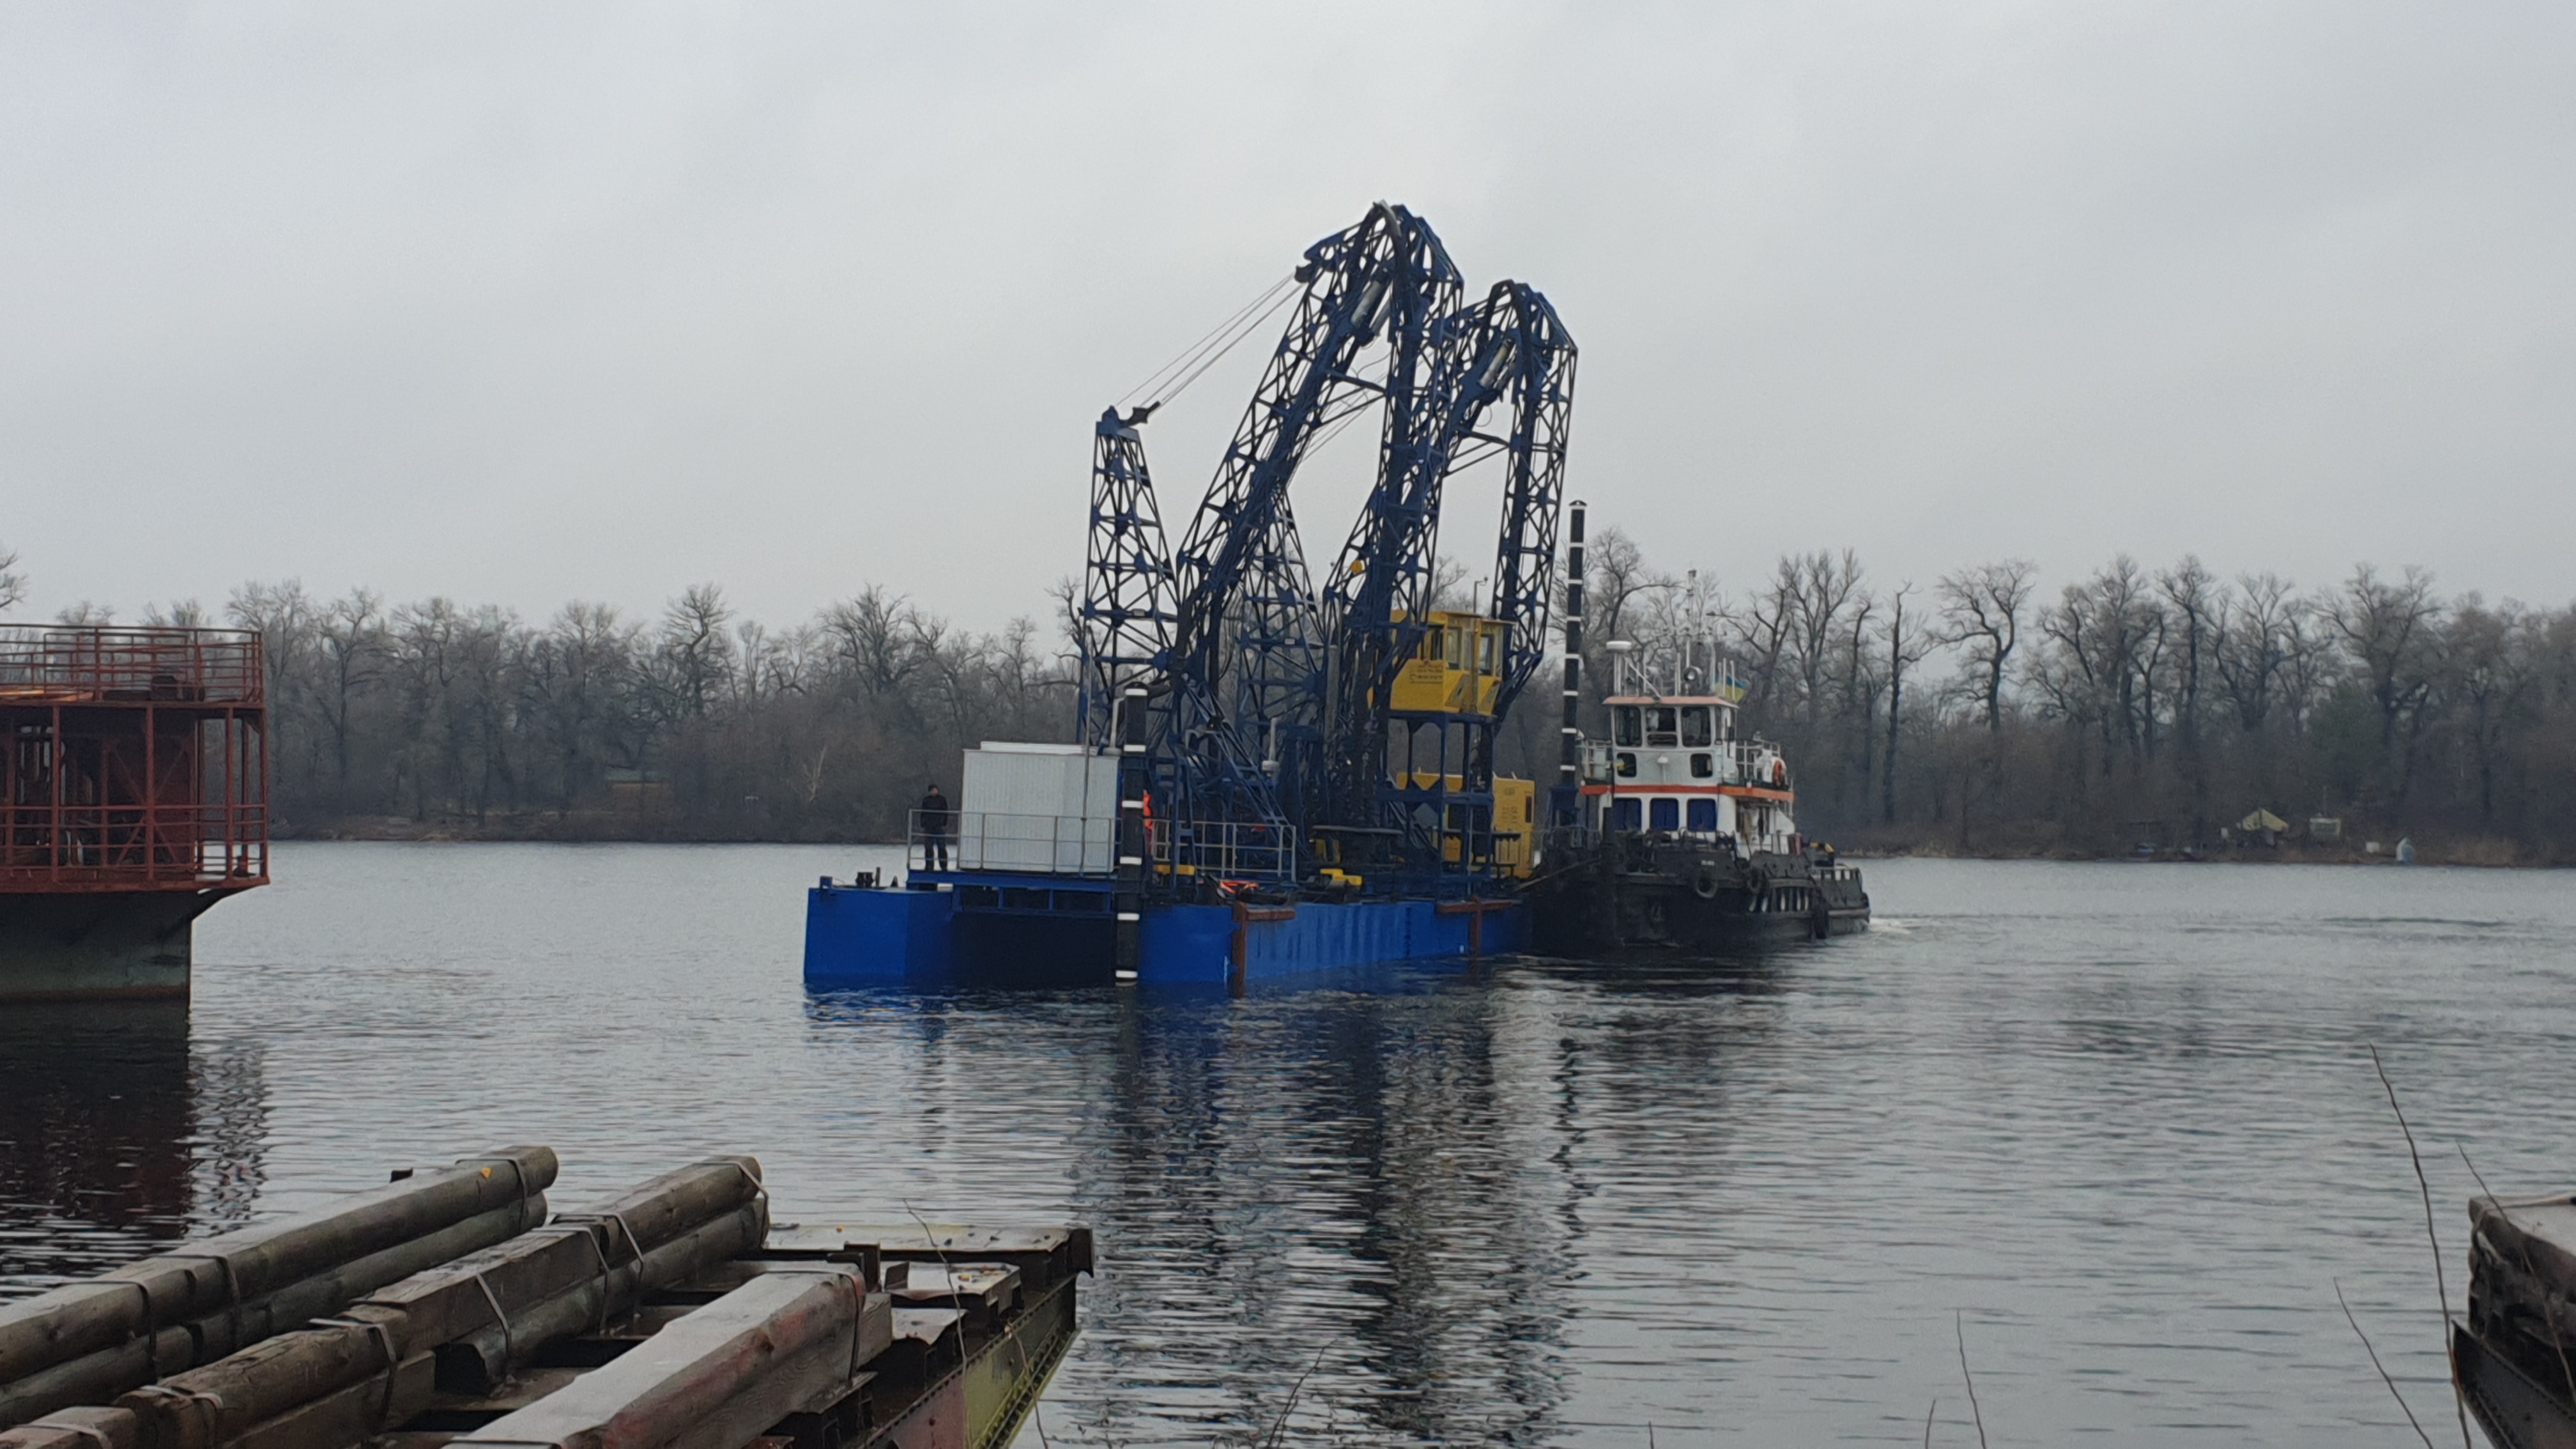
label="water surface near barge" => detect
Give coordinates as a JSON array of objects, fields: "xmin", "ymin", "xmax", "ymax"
[{"xmin": 5, "ymin": 847, "xmax": 2572, "ymax": 1445}]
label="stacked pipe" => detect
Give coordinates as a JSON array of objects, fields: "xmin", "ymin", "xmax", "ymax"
[
  {"xmin": 70, "ymin": 1157, "xmax": 770, "ymax": 1449},
  {"xmin": 0, "ymin": 1148, "xmax": 557, "ymax": 1430}
]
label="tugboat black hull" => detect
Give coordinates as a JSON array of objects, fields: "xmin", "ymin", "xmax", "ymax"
[{"xmin": 1526, "ymin": 843, "xmax": 1869, "ymax": 957}]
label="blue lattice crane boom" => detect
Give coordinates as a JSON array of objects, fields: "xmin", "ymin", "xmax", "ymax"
[
  {"xmin": 1315, "ymin": 284, "xmax": 1521, "ymax": 827},
  {"xmin": 1478, "ymin": 284, "xmax": 1578, "ymax": 722},
  {"xmin": 1137, "ymin": 204, "xmax": 1459, "ymax": 834},
  {"xmin": 1310, "ymin": 279, "xmax": 1578, "ymax": 875}
]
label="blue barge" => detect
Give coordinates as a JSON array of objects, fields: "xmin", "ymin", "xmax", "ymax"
[
  {"xmin": 804, "ymin": 871, "xmax": 1522, "ymax": 988},
  {"xmin": 802, "ymin": 742, "xmax": 1528, "ymax": 989}
]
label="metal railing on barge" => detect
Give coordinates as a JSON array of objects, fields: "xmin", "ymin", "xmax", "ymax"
[
  {"xmin": 0, "ymin": 625, "xmax": 264, "ymax": 705},
  {"xmin": 905, "ymin": 809, "xmax": 1298, "ymax": 882}
]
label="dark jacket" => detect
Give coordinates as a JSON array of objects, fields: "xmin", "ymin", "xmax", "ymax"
[{"xmin": 917, "ymin": 790, "xmax": 954, "ymax": 834}]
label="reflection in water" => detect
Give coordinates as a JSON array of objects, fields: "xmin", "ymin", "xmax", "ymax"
[
  {"xmin": 1080, "ymin": 982, "xmax": 1581, "ymax": 1445},
  {"xmin": 0, "ymin": 1003, "xmax": 266, "ymax": 1292},
  {"xmin": 822, "ymin": 962, "xmax": 1793, "ymax": 1447}
]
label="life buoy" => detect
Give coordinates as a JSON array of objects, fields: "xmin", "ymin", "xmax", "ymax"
[{"xmin": 1771, "ymin": 758, "xmax": 1788, "ymax": 788}]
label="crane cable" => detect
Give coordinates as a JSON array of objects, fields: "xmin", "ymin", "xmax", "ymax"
[{"xmin": 1119, "ymin": 274, "xmax": 1301, "ymax": 413}]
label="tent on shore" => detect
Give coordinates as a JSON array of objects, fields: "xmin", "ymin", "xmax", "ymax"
[{"xmin": 2237, "ymin": 808, "xmax": 2288, "ymax": 846}]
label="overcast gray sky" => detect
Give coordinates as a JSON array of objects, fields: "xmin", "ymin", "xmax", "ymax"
[{"xmin": 4, "ymin": 3, "xmax": 2570, "ymax": 631}]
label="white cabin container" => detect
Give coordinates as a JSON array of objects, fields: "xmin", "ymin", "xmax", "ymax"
[{"xmin": 957, "ymin": 742, "xmax": 1118, "ymax": 874}]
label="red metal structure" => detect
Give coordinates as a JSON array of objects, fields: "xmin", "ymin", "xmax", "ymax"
[{"xmin": 0, "ymin": 626, "xmax": 268, "ymax": 893}]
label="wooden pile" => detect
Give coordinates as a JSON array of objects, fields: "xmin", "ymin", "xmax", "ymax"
[{"xmin": 0, "ymin": 1150, "xmax": 1087, "ymax": 1449}]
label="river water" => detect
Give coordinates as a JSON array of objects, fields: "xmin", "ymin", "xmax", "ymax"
[{"xmin": 3, "ymin": 846, "xmax": 2570, "ymax": 1446}]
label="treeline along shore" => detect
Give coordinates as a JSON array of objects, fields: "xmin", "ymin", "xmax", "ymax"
[{"xmin": 25, "ymin": 535, "xmax": 2576, "ymax": 862}]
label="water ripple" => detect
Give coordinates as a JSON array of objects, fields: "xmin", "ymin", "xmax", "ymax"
[{"xmin": 3, "ymin": 848, "xmax": 2568, "ymax": 1445}]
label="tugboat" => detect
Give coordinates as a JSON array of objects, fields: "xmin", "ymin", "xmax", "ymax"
[{"xmin": 1526, "ymin": 534, "xmax": 1868, "ymax": 954}]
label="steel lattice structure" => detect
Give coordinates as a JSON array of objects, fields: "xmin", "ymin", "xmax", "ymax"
[
  {"xmin": 1075, "ymin": 407, "xmax": 1177, "ymax": 746},
  {"xmin": 1078, "ymin": 204, "xmax": 1575, "ymax": 898}
]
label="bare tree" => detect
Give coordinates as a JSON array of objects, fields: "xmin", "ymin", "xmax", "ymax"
[
  {"xmin": 656, "ymin": 584, "xmax": 737, "ymax": 721},
  {"xmin": 822, "ymin": 586, "xmax": 923, "ymax": 702},
  {"xmin": 1879, "ymin": 583, "xmax": 1935, "ymax": 824},
  {"xmin": 2037, "ymin": 555, "xmax": 2166, "ymax": 779},
  {"xmin": 314, "ymin": 590, "xmax": 388, "ymax": 792},
  {"xmin": 1734, "ymin": 557, "xmax": 1800, "ymax": 715},
  {"xmin": 1585, "ymin": 526, "xmax": 1669, "ymax": 644},
  {"xmin": 2330, "ymin": 564, "xmax": 2444, "ymax": 809},
  {"xmin": 1938, "ymin": 560, "xmax": 2036, "ymax": 733},
  {"xmin": 388, "ymin": 598, "xmax": 463, "ymax": 819},
  {"xmin": 1785, "ymin": 550, "xmax": 1866, "ymax": 732},
  {"xmin": 2442, "ymin": 595, "xmax": 2534, "ymax": 826},
  {"xmin": 227, "ymin": 580, "xmax": 314, "ymax": 684},
  {"xmin": 2157, "ymin": 558, "xmax": 2220, "ymax": 843},
  {"xmin": 524, "ymin": 602, "xmax": 634, "ymax": 809},
  {"xmin": 2212, "ymin": 572, "xmax": 2301, "ymax": 732},
  {"xmin": 0, "ymin": 546, "xmax": 23, "ymax": 615},
  {"xmin": 450, "ymin": 605, "xmax": 527, "ymax": 821},
  {"xmin": 1839, "ymin": 585, "xmax": 1881, "ymax": 811},
  {"xmin": 1429, "ymin": 554, "xmax": 1480, "ymax": 613}
]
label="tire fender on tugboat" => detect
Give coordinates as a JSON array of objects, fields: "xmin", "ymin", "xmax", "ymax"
[{"xmin": 1691, "ymin": 863, "xmax": 1723, "ymax": 900}]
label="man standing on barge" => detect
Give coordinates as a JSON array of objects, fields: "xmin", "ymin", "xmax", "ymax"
[{"xmin": 917, "ymin": 783, "xmax": 954, "ymax": 870}]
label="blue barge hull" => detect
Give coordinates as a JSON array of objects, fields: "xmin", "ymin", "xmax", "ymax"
[{"xmin": 804, "ymin": 874, "xmax": 1523, "ymax": 988}]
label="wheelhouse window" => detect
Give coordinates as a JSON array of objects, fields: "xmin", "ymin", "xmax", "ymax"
[
  {"xmin": 1687, "ymin": 799, "xmax": 1718, "ymax": 832},
  {"xmin": 1616, "ymin": 751, "xmax": 1637, "ymax": 777},
  {"xmin": 1613, "ymin": 706, "xmax": 1642, "ymax": 746},
  {"xmin": 1690, "ymin": 753, "xmax": 1714, "ymax": 779},
  {"xmin": 1649, "ymin": 798, "xmax": 1680, "ymax": 832},
  {"xmin": 1682, "ymin": 706, "xmax": 1713, "ymax": 747},
  {"xmin": 1644, "ymin": 706, "xmax": 1680, "ymax": 746},
  {"xmin": 1611, "ymin": 797, "xmax": 1642, "ymax": 832}
]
